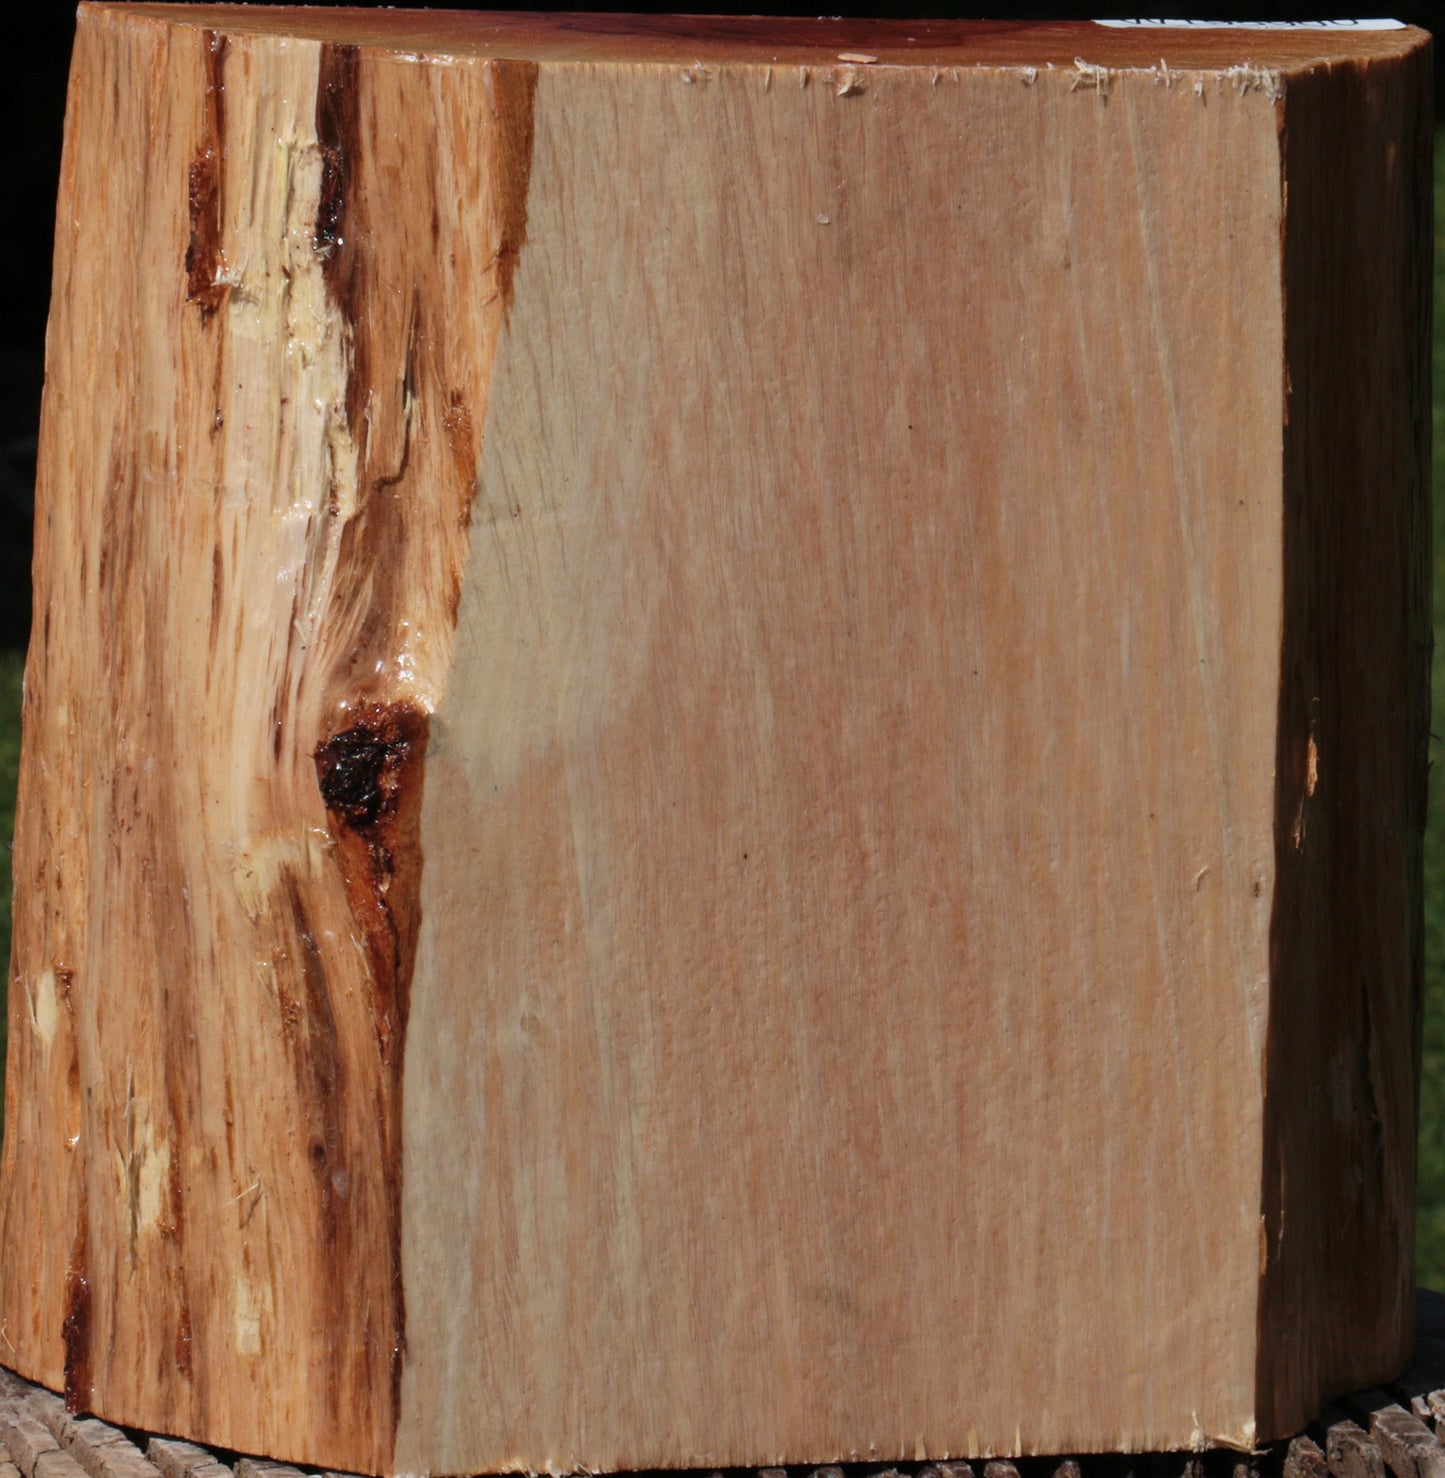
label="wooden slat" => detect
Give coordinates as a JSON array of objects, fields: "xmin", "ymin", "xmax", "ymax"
[
  {"xmin": 1336, "ymin": 1397, "xmax": 1445, "ymax": 1478},
  {"xmin": 147, "ymin": 1443, "xmax": 232, "ymax": 1478},
  {"xmin": 0, "ymin": 1413, "xmax": 63, "ymax": 1477},
  {"xmin": 1327, "ymin": 1420, "xmax": 1389, "ymax": 1478},
  {"xmin": 1286, "ymin": 1442, "xmax": 1329, "ymax": 1478}
]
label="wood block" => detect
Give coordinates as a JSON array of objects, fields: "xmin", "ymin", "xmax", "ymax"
[{"xmin": 0, "ymin": 8, "xmax": 1430, "ymax": 1475}]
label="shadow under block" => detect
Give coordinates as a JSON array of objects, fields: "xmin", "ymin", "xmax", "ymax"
[{"xmin": 0, "ymin": 9, "xmax": 1431, "ymax": 1475}]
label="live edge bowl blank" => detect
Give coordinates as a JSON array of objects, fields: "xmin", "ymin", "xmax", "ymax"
[{"xmin": 0, "ymin": 9, "xmax": 1432, "ymax": 1475}]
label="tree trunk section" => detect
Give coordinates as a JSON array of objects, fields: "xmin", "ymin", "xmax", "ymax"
[{"xmin": 0, "ymin": 9, "xmax": 1431, "ymax": 1476}]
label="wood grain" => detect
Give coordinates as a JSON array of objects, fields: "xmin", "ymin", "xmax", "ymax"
[
  {"xmin": 0, "ymin": 9, "xmax": 1429, "ymax": 1474},
  {"xmin": 0, "ymin": 1300, "xmax": 1440, "ymax": 1478}
]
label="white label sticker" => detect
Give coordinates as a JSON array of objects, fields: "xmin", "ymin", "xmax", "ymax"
[{"xmin": 1094, "ymin": 17, "xmax": 1405, "ymax": 28}]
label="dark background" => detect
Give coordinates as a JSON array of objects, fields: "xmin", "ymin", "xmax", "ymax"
[{"xmin": 2, "ymin": 2, "xmax": 1441, "ymax": 658}]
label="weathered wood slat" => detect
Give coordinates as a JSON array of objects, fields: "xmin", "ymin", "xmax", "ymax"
[
  {"xmin": 1285, "ymin": 1441, "xmax": 1329, "ymax": 1478},
  {"xmin": 0, "ymin": 1413, "xmax": 64, "ymax": 1477},
  {"xmin": 147, "ymin": 1443, "xmax": 232, "ymax": 1478},
  {"xmin": 1336, "ymin": 1399, "xmax": 1445, "ymax": 1478}
]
